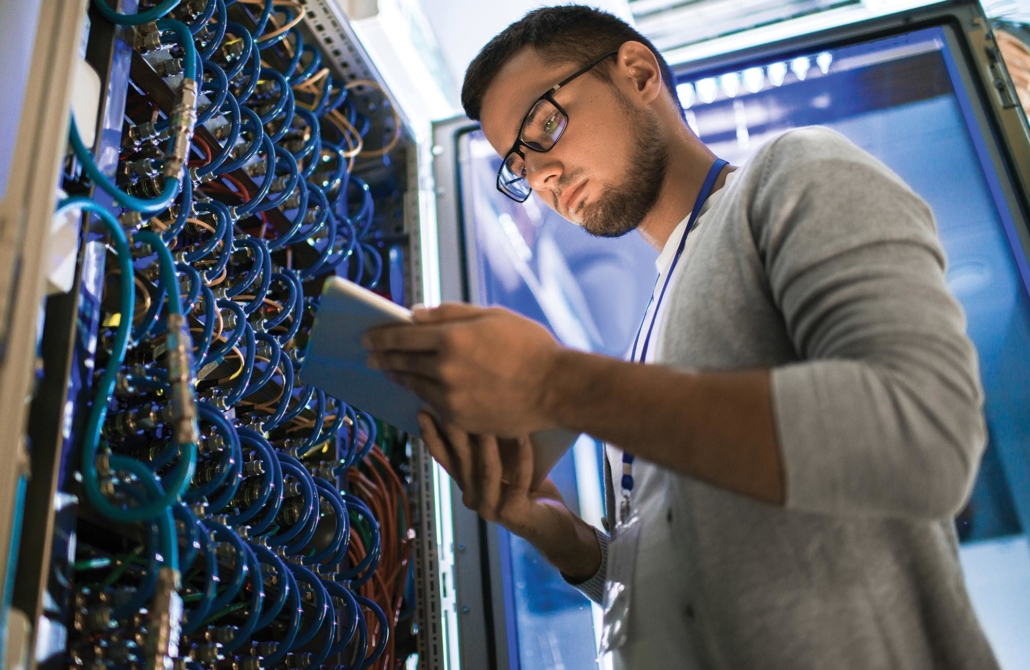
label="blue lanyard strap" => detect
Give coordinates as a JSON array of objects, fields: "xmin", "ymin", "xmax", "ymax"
[{"xmin": 621, "ymin": 158, "xmax": 728, "ymax": 497}]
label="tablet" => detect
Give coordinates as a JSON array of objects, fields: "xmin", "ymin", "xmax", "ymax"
[
  {"xmin": 303, "ymin": 276, "xmax": 580, "ymax": 488},
  {"xmin": 302, "ymin": 276, "xmax": 422, "ymax": 434}
]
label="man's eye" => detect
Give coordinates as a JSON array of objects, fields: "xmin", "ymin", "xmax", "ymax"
[{"xmin": 543, "ymin": 114, "xmax": 559, "ymax": 134}]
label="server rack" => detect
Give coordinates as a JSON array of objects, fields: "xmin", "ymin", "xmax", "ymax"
[
  {"xmin": 431, "ymin": 1, "xmax": 1030, "ymax": 668},
  {"xmin": 0, "ymin": 2, "xmax": 454, "ymax": 669}
]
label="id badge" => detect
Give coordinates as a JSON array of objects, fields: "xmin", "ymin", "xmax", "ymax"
[{"xmin": 599, "ymin": 505, "xmax": 641, "ymax": 654}]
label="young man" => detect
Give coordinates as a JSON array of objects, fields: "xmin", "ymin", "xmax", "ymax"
[{"xmin": 364, "ymin": 6, "xmax": 999, "ymax": 668}]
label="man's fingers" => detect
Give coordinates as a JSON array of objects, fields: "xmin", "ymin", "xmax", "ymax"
[
  {"xmin": 419, "ymin": 413, "xmax": 458, "ymax": 480},
  {"xmin": 442, "ymin": 423, "xmax": 477, "ymax": 503},
  {"xmin": 478, "ymin": 435, "xmax": 504, "ymax": 514},
  {"xmin": 412, "ymin": 302, "xmax": 487, "ymax": 323},
  {"xmin": 510, "ymin": 435, "xmax": 535, "ymax": 495},
  {"xmin": 362, "ymin": 323, "xmax": 443, "ymax": 353}
]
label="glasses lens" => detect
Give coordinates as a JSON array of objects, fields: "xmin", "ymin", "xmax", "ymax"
[
  {"xmin": 498, "ymin": 152, "xmax": 531, "ymax": 201},
  {"xmin": 520, "ymin": 98, "xmax": 567, "ymax": 151}
]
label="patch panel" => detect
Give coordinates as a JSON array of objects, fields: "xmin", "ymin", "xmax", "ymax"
[{"xmin": 5, "ymin": 1, "xmax": 428, "ymax": 668}]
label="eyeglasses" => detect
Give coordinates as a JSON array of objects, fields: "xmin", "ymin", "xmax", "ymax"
[{"xmin": 496, "ymin": 50, "xmax": 620, "ymax": 203}]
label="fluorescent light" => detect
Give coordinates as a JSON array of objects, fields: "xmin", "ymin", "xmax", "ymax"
[
  {"xmin": 768, "ymin": 61, "xmax": 787, "ymax": 86},
  {"xmin": 790, "ymin": 56, "xmax": 811, "ymax": 81},
  {"xmin": 720, "ymin": 72, "xmax": 741, "ymax": 98},
  {"xmin": 696, "ymin": 77, "xmax": 719, "ymax": 103},
  {"xmin": 677, "ymin": 82, "xmax": 696, "ymax": 108},
  {"xmin": 816, "ymin": 51, "xmax": 833, "ymax": 74},
  {"xmin": 743, "ymin": 66, "xmax": 765, "ymax": 93}
]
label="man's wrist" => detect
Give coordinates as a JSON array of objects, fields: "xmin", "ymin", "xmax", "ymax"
[{"xmin": 538, "ymin": 348, "xmax": 590, "ymax": 432}]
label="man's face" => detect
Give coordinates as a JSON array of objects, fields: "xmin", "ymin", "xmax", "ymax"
[{"xmin": 479, "ymin": 47, "xmax": 668, "ymax": 238}]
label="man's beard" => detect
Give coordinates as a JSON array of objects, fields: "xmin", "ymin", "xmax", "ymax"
[{"xmin": 579, "ymin": 107, "xmax": 668, "ymax": 238}]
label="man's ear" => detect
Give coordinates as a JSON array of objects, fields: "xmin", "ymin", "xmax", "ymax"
[{"xmin": 615, "ymin": 41, "xmax": 664, "ymax": 105}]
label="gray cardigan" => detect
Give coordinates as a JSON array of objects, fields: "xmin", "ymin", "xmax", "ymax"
[{"xmin": 566, "ymin": 127, "xmax": 998, "ymax": 670}]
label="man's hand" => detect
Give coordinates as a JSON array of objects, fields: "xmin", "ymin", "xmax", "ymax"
[
  {"xmin": 419, "ymin": 413, "xmax": 602, "ymax": 581},
  {"xmin": 363, "ymin": 303, "xmax": 563, "ymax": 436}
]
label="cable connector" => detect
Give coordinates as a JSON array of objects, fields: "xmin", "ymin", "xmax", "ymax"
[
  {"xmin": 165, "ymin": 313, "xmax": 199, "ymax": 446},
  {"xmin": 162, "ymin": 78, "xmax": 199, "ymax": 181},
  {"xmin": 134, "ymin": 22, "xmax": 162, "ymax": 54},
  {"xmin": 145, "ymin": 568, "xmax": 183, "ymax": 670}
]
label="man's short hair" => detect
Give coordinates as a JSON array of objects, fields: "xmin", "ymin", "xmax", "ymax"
[{"xmin": 461, "ymin": 5, "xmax": 678, "ymax": 121}]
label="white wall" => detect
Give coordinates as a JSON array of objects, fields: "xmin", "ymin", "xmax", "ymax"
[{"xmin": 417, "ymin": 0, "xmax": 634, "ymax": 95}]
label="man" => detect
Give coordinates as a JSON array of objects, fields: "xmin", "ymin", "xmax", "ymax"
[{"xmin": 364, "ymin": 6, "xmax": 999, "ymax": 668}]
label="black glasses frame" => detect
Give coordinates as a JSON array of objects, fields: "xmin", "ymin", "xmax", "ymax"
[{"xmin": 495, "ymin": 50, "xmax": 621, "ymax": 202}]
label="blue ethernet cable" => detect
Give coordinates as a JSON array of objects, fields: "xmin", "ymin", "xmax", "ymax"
[
  {"xmin": 223, "ymin": 320, "xmax": 256, "ymax": 406},
  {"xmin": 194, "ymin": 284, "xmax": 217, "ymax": 364},
  {"xmin": 293, "ymin": 44, "xmax": 322, "ymax": 85},
  {"xmin": 301, "ymin": 589, "xmax": 336, "ymax": 670},
  {"xmin": 225, "ymin": 236, "xmax": 266, "ymax": 298},
  {"xmin": 182, "ymin": 523, "xmax": 218, "ymax": 634},
  {"xmin": 240, "ymin": 0, "xmax": 276, "ymax": 37},
  {"xmin": 172, "ymin": 503, "xmax": 201, "ymax": 572},
  {"xmin": 233, "ymin": 136, "xmax": 277, "ymax": 216},
  {"xmin": 56, "ymin": 199, "xmax": 177, "ymax": 526},
  {"xmin": 183, "ymin": 402, "xmax": 240, "ymax": 503},
  {"xmin": 355, "ymin": 411, "xmax": 378, "ymax": 463},
  {"xmin": 285, "ymin": 564, "xmax": 329, "ymax": 650},
  {"xmin": 246, "ymin": 332, "xmax": 283, "ymax": 395},
  {"xmin": 234, "ymin": 37, "xmax": 264, "ymax": 105},
  {"xmin": 268, "ymin": 456, "xmax": 317, "ymax": 547},
  {"xmin": 250, "ymin": 544, "xmax": 290, "ymax": 629},
  {"xmin": 254, "ymin": 145, "xmax": 302, "ymax": 216},
  {"xmin": 261, "ymin": 354, "xmax": 294, "ymax": 430},
  {"xmin": 280, "ymin": 383, "xmax": 315, "ymax": 426},
  {"xmin": 270, "ymin": 27, "xmax": 305, "ymax": 81},
  {"xmin": 188, "ymin": 0, "xmax": 218, "ymax": 34},
  {"xmin": 216, "ymin": 105, "xmax": 264, "ymax": 174},
  {"xmin": 219, "ymin": 22, "xmax": 254, "ymax": 81},
  {"xmin": 296, "ymin": 390, "xmax": 326, "ymax": 456},
  {"xmin": 228, "ymin": 433, "xmax": 277, "ymax": 526},
  {"xmin": 293, "ymin": 108, "xmax": 323, "ymax": 178},
  {"xmin": 304, "ymin": 479, "xmax": 349, "ymax": 566},
  {"xmin": 239, "ymin": 238, "xmax": 272, "ymax": 315},
  {"xmin": 183, "ymin": 202, "xmax": 227, "ymax": 262},
  {"xmin": 196, "ymin": 60, "xmax": 229, "ymax": 126},
  {"xmin": 202, "ymin": 520, "xmax": 249, "ymax": 611},
  {"xmin": 195, "ymin": 94, "xmax": 241, "ymax": 178},
  {"xmin": 203, "ymin": 202, "xmax": 236, "ymax": 283},
  {"xmin": 92, "ymin": 0, "xmax": 180, "ymax": 26},
  {"xmin": 322, "ymin": 579, "xmax": 360, "ymax": 657},
  {"xmin": 298, "ymin": 209, "xmax": 339, "ymax": 280},
  {"xmin": 161, "ymin": 175, "xmax": 192, "ymax": 242},
  {"xmin": 175, "ymin": 262, "xmax": 202, "ymax": 319},
  {"xmin": 290, "ymin": 182, "xmax": 330, "ymax": 245},
  {"xmin": 276, "ymin": 273, "xmax": 306, "ymax": 344},
  {"xmin": 355, "ymin": 594, "xmax": 389, "ymax": 670},
  {"xmin": 263, "ymin": 272, "xmax": 298, "ymax": 330},
  {"xmin": 238, "ymin": 428, "xmax": 285, "ymax": 535},
  {"xmin": 261, "ymin": 566, "xmax": 301, "ymax": 667},
  {"xmin": 219, "ymin": 542, "xmax": 264, "ymax": 651},
  {"xmin": 354, "ymin": 241, "xmax": 383, "ymax": 289},
  {"xmin": 198, "ymin": 0, "xmax": 228, "ymax": 60},
  {"xmin": 202, "ymin": 299, "xmax": 246, "ymax": 367},
  {"xmin": 69, "ymin": 117, "xmax": 181, "ymax": 214},
  {"xmin": 108, "ymin": 487, "xmax": 161, "ymax": 621},
  {"xmin": 340, "ymin": 495, "xmax": 380, "ymax": 587}
]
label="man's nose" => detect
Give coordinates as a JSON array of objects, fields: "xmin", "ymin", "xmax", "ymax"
[{"xmin": 524, "ymin": 151, "xmax": 561, "ymax": 194}]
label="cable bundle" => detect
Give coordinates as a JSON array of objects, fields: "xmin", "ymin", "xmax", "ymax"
[{"xmin": 59, "ymin": 1, "xmax": 414, "ymax": 668}]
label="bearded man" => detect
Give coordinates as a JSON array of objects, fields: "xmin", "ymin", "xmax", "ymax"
[{"xmin": 364, "ymin": 6, "xmax": 1000, "ymax": 669}]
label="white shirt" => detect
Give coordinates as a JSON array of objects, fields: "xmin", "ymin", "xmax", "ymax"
[{"xmin": 604, "ymin": 173, "xmax": 736, "ymax": 669}]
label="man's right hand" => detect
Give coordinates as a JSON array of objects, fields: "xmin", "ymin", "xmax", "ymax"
[{"xmin": 418, "ymin": 413, "xmax": 602, "ymax": 582}]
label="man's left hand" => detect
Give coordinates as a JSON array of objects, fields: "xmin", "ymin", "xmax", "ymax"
[{"xmin": 363, "ymin": 303, "xmax": 562, "ymax": 436}]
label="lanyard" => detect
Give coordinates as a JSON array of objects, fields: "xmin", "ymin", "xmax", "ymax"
[{"xmin": 620, "ymin": 158, "xmax": 728, "ymax": 516}]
